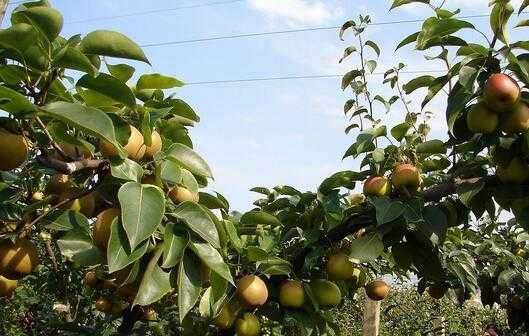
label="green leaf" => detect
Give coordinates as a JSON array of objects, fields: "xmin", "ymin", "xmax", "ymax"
[
  {"xmin": 491, "ymin": 1, "xmax": 514, "ymax": 45},
  {"xmin": 0, "ymin": 64, "xmax": 26, "ymax": 85},
  {"xmin": 0, "ymin": 86, "xmax": 36, "ymax": 115},
  {"xmin": 365, "ymin": 40, "xmax": 380, "ymax": 56},
  {"xmin": 515, "ymin": 19, "xmax": 529, "ymax": 28},
  {"xmin": 53, "ymin": 47, "xmax": 98, "ymax": 76},
  {"xmin": 162, "ymin": 223, "xmax": 188, "ymax": 268},
  {"xmin": 349, "ymin": 232, "xmax": 384, "ymax": 262},
  {"xmin": 319, "ymin": 171, "xmax": 363, "ymax": 193},
  {"xmin": 118, "ymin": 182, "xmax": 165, "ymax": 250},
  {"xmin": 339, "ymin": 20, "xmax": 354, "ymax": 40},
  {"xmin": 12, "ymin": 6, "xmax": 63, "ymax": 41},
  {"xmin": 42, "ymin": 210, "xmax": 90, "ymax": 232},
  {"xmin": 338, "ymin": 46, "xmax": 357, "ymax": 63},
  {"xmin": 57, "ymin": 229, "xmax": 103, "ymax": 266},
  {"xmin": 166, "ymin": 143, "xmax": 213, "ymax": 178},
  {"xmin": 370, "ymin": 198, "xmax": 405, "ymax": 225},
  {"xmin": 416, "ymin": 17, "xmax": 474, "ymax": 50},
  {"xmin": 106, "ymin": 63, "xmax": 135, "ymax": 83},
  {"xmin": 419, "ymin": 206, "xmax": 448, "ymax": 246},
  {"xmin": 422, "ymin": 75, "xmax": 449, "ymax": 108},
  {"xmin": 190, "ymin": 239, "xmax": 233, "ymax": 284},
  {"xmin": 240, "ymin": 210, "xmax": 282, "ymax": 227},
  {"xmin": 0, "ymin": 23, "xmax": 38, "ymax": 54},
  {"xmin": 365, "ymin": 60, "xmax": 377, "ymax": 74},
  {"xmin": 456, "ymin": 181, "xmax": 485, "ymax": 207},
  {"xmin": 199, "ymin": 192, "xmax": 229, "ymax": 210},
  {"xmin": 391, "ymin": 123, "xmax": 411, "ymax": 141},
  {"xmin": 416, "ymin": 140, "xmax": 447, "ymax": 154},
  {"xmin": 171, "ymin": 202, "xmax": 220, "ymax": 249},
  {"xmin": 134, "ymin": 248, "xmax": 172, "ymax": 306},
  {"xmin": 41, "ymin": 102, "xmax": 123, "ymax": 156},
  {"xmin": 390, "ymin": 0, "xmax": 429, "ymax": 10},
  {"xmin": 107, "ymin": 219, "xmax": 149, "ymax": 273},
  {"xmin": 395, "ymin": 31, "xmax": 419, "ymax": 50},
  {"xmin": 110, "ymin": 158, "xmax": 143, "ymax": 182},
  {"xmin": 224, "ymin": 220, "xmax": 243, "ymax": 253},
  {"xmin": 79, "ymin": 30, "xmax": 150, "ymax": 64},
  {"xmin": 341, "ymin": 70, "xmax": 362, "ymax": 90},
  {"xmin": 178, "ymin": 249, "xmax": 203, "ymax": 322},
  {"xmin": 137, "ymin": 73, "xmax": 184, "ymax": 90},
  {"xmin": 403, "ymin": 75, "xmax": 435, "ymax": 94},
  {"xmin": 77, "ymin": 73, "xmax": 136, "ymax": 108}
]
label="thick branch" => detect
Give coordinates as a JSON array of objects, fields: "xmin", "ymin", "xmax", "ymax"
[
  {"xmin": 292, "ymin": 175, "xmax": 499, "ymax": 271},
  {"xmin": 37, "ymin": 155, "xmax": 107, "ymax": 175}
]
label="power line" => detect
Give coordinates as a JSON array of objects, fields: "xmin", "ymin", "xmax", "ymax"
[
  {"xmin": 140, "ymin": 12, "xmax": 513, "ymax": 49},
  {"xmin": 67, "ymin": 0, "xmax": 244, "ymax": 25},
  {"xmin": 185, "ymin": 70, "xmax": 447, "ymax": 86}
]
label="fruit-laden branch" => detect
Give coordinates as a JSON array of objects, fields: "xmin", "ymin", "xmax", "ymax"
[
  {"xmin": 37, "ymin": 155, "xmax": 107, "ymax": 175},
  {"xmin": 18, "ymin": 164, "xmax": 108, "ymax": 239},
  {"xmin": 292, "ymin": 175, "xmax": 499, "ymax": 271}
]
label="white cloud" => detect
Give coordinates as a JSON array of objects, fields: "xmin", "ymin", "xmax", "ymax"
[{"xmin": 248, "ymin": 0, "xmax": 333, "ymax": 25}]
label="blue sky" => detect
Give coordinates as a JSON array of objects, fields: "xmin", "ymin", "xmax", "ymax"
[{"xmin": 4, "ymin": 0, "xmax": 526, "ymax": 210}]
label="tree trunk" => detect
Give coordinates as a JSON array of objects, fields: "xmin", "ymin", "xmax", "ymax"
[
  {"xmin": 0, "ymin": 0, "xmax": 8, "ymax": 25},
  {"xmin": 362, "ymin": 297, "xmax": 380, "ymax": 336},
  {"xmin": 432, "ymin": 316, "xmax": 446, "ymax": 336}
]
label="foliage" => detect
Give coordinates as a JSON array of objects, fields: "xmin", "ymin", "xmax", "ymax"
[{"xmin": 1, "ymin": 0, "xmax": 529, "ymax": 335}]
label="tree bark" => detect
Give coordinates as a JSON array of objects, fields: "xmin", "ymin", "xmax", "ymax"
[{"xmin": 362, "ymin": 298, "xmax": 380, "ymax": 336}]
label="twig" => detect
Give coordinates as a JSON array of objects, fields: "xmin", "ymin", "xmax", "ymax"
[
  {"xmin": 37, "ymin": 155, "xmax": 107, "ymax": 174},
  {"xmin": 44, "ymin": 240, "xmax": 58, "ymax": 271}
]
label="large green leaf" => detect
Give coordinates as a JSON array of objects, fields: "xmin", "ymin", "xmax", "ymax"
[
  {"xmin": 107, "ymin": 219, "xmax": 149, "ymax": 273},
  {"xmin": 77, "ymin": 73, "xmax": 136, "ymax": 108},
  {"xmin": 53, "ymin": 47, "xmax": 98, "ymax": 76},
  {"xmin": 137, "ymin": 73, "xmax": 184, "ymax": 90},
  {"xmin": 177, "ymin": 249, "xmax": 203, "ymax": 322},
  {"xmin": 419, "ymin": 206, "xmax": 448, "ymax": 246},
  {"xmin": 490, "ymin": 1, "xmax": 514, "ymax": 45},
  {"xmin": 134, "ymin": 248, "xmax": 172, "ymax": 306},
  {"xmin": 162, "ymin": 223, "xmax": 188, "ymax": 268},
  {"xmin": 166, "ymin": 143, "xmax": 213, "ymax": 178},
  {"xmin": 403, "ymin": 75, "xmax": 435, "ymax": 94},
  {"xmin": 370, "ymin": 198, "xmax": 405, "ymax": 225},
  {"xmin": 170, "ymin": 202, "xmax": 220, "ymax": 249},
  {"xmin": 57, "ymin": 229, "xmax": 103, "ymax": 266},
  {"xmin": 110, "ymin": 158, "xmax": 143, "ymax": 182},
  {"xmin": 12, "ymin": 6, "xmax": 63, "ymax": 41},
  {"xmin": 240, "ymin": 210, "xmax": 282, "ymax": 227},
  {"xmin": 42, "ymin": 210, "xmax": 90, "ymax": 232},
  {"xmin": 416, "ymin": 17, "xmax": 474, "ymax": 50},
  {"xmin": 79, "ymin": 30, "xmax": 150, "ymax": 64},
  {"xmin": 349, "ymin": 232, "xmax": 384, "ymax": 262},
  {"xmin": 0, "ymin": 23, "xmax": 38, "ymax": 53},
  {"xmin": 0, "ymin": 86, "xmax": 36, "ymax": 115},
  {"xmin": 41, "ymin": 102, "xmax": 124, "ymax": 156},
  {"xmin": 107, "ymin": 63, "xmax": 135, "ymax": 83},
  {"xmin": 189, "ymin": 239, "xmax": 233, "ymax": 284},
  {"xmin": 118, "ymin": 182, "xmax": 165, "ymax": 250}
]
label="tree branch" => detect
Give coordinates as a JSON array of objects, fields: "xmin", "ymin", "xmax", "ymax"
[
  {"xmin": 37, "ymin": 155, "xmax": 107, "ymax": 175},
  {"xmin": 292, "ymin": 175, "xmax": 499, "ymax": 271}
]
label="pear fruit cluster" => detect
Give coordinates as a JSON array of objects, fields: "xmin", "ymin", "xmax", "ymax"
[
  {"xmin": 465, "ymin": 74, "xmax": 529, "ymax": 184},
  {"xmin": 363, "ymin": 163, "xmax": 422, "ymax": 198}
]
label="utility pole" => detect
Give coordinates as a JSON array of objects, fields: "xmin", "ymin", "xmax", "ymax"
[
  {"xmin": 0, "ymin": 0, "xmax": 8, "ymax": 25},
  {"xmin": 362, "ymin": 297, "xmax": 380, "ymax": 336}
]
